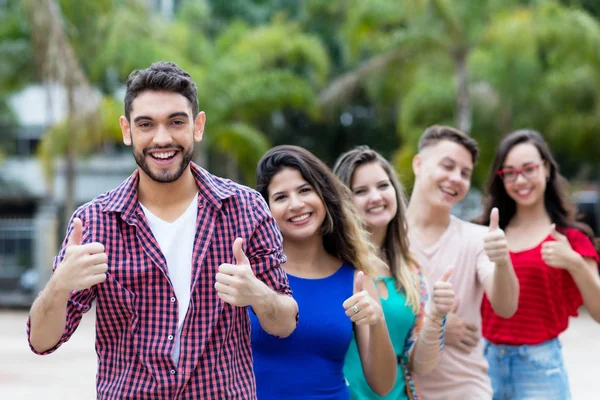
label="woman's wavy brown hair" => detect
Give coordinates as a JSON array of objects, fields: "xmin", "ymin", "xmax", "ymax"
[{"xmin": 256, "ymin": 145, "xmax": 383, "ymax": 276}]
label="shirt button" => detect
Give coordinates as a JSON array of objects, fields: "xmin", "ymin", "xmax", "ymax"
[
  {"xmin": 170, "ymin": 297, "xmax": 176, "ymax": 303},
  {"xmin": 168, "ymin": 335, "xmax": 174, "ymax": 341},
  {"xmin": 170, "ymin": 369, "xmax": 176, "ymax": 375}
]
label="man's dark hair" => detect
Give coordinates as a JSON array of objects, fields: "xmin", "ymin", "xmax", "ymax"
[
  {"xmin": 124, "ymin": 61, "xmax": 199, "ymax": 121},
  {"xmin": 418, "ymin": 125, "xmax": 480, "ymax": 164}
]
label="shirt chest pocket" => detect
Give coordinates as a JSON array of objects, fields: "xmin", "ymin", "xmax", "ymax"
[
  {"xmin": 95, "ymin": 272, "xmax": 139, "ymax": 342},
  {"xmin": 108, "ymin": 251, "xmax": 156, "ymax": 294}
]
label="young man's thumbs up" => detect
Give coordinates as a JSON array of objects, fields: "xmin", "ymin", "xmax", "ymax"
[
  {"xmin": 483, "ymin": 208, "xmax": 510, "ymax": 267},
  {"xmin": 233, "ymin": 237, "xmax": 250, "ymax": 266},
  {"xmin": 67, "ymin": 218, "xmax": 84, "ymax": 246},
  {"xmin": 430, "ymin": 267, "xmax": 455, "ymax": 319},
  {"xmin": 489, "ymin": 207, "xmax": 500, "ymax": 232},
  {"xmin": 215, "ymin": 237, "xmax": 263, "ymax": 307},
  {"xmin": 54, "ymin": 217, "xmax": 108, "ymax": 292}
]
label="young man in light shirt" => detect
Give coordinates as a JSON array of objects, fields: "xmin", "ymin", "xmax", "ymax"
[{"xmin": 407, "ymin": 125, "xmax": 519, "ymax": 399}]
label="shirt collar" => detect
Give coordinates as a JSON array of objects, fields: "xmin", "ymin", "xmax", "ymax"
[{"xmin": 101, "ymin": 162, "xmax": 236, "ymax": 219}]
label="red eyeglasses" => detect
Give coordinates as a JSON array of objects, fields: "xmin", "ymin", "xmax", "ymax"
[{"xmin": 497, "ymin": 163, "xmax": 540, "ymax": 182}]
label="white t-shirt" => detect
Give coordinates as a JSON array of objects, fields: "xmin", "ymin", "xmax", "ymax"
[
  {"xmin": 410, "ymin": 215, "xmax": 495, "ymax": 400},
  {"xmin": 140, "ymin": 193, "xmax": 198, "ymax": 366}
]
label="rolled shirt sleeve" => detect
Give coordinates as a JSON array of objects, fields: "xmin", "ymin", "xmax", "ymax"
[{"xmin": 246, "ymin": 194, "xmax": 291, "ymax": 297}]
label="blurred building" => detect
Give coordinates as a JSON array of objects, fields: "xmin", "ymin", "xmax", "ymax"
[
  {"xmin": 0, "ymin": 0, "xmax": 183, "ymax": 307},
  {"xmin": 147, "ymin": 0, "xmax": 182, "ymax": 19},
  {"xmin": 0, "ymin": 84, "xmax": 134, "ymax": 307},
  {"xmin": 575, "ymin": 188, "xmax": 600, "ymax": 236}
]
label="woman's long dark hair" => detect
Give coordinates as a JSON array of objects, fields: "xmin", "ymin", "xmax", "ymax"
[
  {"xmin": 480, "ymin": 129, "xmax": 597, "ymax": 250},
  {"xmin": 256, "ymin": 145, "xmax": 381, "ymax": 275}
]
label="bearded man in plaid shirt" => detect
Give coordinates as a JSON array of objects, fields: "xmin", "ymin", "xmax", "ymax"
[{"xmin": 27, "ymin": 62, "xmax": 298, "ymax": 399}]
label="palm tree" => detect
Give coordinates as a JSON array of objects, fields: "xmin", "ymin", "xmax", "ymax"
[
  {"xmin": 93, "ymin": 4, "xmax": 330, "ymax": 183},
  {"xmin": 0, "ymin": 0, "xmax": 37, "ymax": 160},
  {"xmin": 320, "ymin": 0, "xmax": 520, "ymax": 134},
  {"xmin": 23, "ymin": 0, "xmax": 102, "ymax": 221},
  {"xmin": 196, "ymin": 18, "xmax": 329, "ymax": 182},
  {"xmin": 474, "ymin": 0, "xmax": 600, "ymax": 175}
]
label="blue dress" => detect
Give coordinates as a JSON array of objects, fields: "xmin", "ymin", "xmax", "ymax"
[{"xmin": 250, "ymin": 263, "xmax": 355, "ymax": 399}]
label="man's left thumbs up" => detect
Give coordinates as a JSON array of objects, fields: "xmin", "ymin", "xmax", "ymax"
[
  {"xmin": 215, "ymin": 237, "xmax": 261, "ymax": 307},
  {"xmin": 484, "ymin": 208, "xmax": 510, "ymax": 266},
  {"xmin": 233, "ymin": 237, "xmax": 250, "ymax": 266}
]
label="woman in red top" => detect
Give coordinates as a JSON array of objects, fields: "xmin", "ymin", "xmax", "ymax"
[{"xmin": 479, "ymin": 129, "xmax": 600, "ymax": 400}]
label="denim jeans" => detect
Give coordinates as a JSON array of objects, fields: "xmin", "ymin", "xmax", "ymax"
[{"xmin": 484, "ymin": 338, "xmax": 571, "ymax": 400}]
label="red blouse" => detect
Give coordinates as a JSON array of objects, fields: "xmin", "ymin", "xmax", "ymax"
[{"xmin": 482, "ymin": 227, "xmax": 599, "ymax": 345}]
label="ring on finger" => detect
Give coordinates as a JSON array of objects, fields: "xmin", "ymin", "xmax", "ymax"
[{"xmin": 352, "ymin": 305, "xmax": 360, "ymax": 314}]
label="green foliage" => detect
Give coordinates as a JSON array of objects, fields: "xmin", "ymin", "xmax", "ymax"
[
  {"xmin": 89, "ymin": 5, "xmax": 328, "ymax": 182},
  {"xmin": 6, "ymin": 0, "xmax": 600, "ymax": 189},
  {"xmin": 210, "ymin": 122, "xmax": 271, "ymax": 183},
  {"xmin": 37, "ymin": 95, "xmax": 125, "ymax": 182},
  {"xmin": 0, "ymin": 0, "xmax": 35, "ymax": 93},
  {"xmin": 341, "ymin": 0, "xmax": 600, "ymax": 185}
]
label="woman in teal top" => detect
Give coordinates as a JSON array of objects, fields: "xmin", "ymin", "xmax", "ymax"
[
  {"xmin": 344, "ymin": 277, "xmax": 416, "ymax": 399},
  {"xmin": 335, "ymin": 146, "xmax": 455, "ymax": 400}
]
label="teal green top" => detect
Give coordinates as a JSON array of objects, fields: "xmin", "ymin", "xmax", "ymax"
[{"xmin": 343, "ymin": 276, "xmax": 416, "ymax": 400}]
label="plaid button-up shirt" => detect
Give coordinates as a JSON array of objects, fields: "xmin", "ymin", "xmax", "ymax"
[{"xmin": 27, "ymin": 163, "xmax": 291, "ymax": 399}]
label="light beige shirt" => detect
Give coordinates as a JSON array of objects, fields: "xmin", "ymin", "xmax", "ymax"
[{"xmin": 410, "ymin": 216, "xmax": 494, "ymax": 400}]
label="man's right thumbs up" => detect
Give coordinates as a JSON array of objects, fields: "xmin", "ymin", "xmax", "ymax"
[
  {"xmin": 54, "ymin": 217, "xmax": 108, "ymax": 293},
  {"xmin": 484, "ymin": 207, "xmax": 510, "ymax": 266},
  {"xmin": 440, "ymin": 267, "xmax": 454, "ymax": 283},
  {"xmin": 431, "ymin": 266, "xmax": 455, "ymax": 318},
  {"xmin": 67, "ymin": 217, "xmax": 84, "ymax": 246}
]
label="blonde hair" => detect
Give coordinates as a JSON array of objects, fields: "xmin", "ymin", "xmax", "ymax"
[
  {"xmin": 336, "ymin": 185, "xmax": 383, "ymax": 277},
  {"xmin": 334, "ymin": 146, "xmax": 421, "ymax": 313}
]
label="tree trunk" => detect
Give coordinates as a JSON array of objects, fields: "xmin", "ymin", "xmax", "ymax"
[
  {"xmin": 64, "ymin": 83, "xmax": 76, "ymax": 221},
  {"xmin": 44, "ymin": 82, "xmax": 55, "ymax": 197},
  {"xmin": 453, "ymin": 47, "xmax": 472, "ymax": 134},
  {"xmin": 23, "ymin": 0, "xmax": 98, "ymax": 225}
]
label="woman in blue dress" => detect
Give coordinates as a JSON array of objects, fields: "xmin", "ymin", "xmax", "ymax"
[{"xmin": 250, "ymin": 145, "xmax": 397, "ymax": 399}]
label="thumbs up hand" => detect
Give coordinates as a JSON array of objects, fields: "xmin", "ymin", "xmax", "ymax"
[
  {"xmin": 483, "ymin": 208, "xmax": 511, "ymax": 267},
  {"xmin": 343, "ymin": 271, "xmax": 383, "ymax": 326},
  {"xmin": 215, "ymin": 238, "xmax": 263, "ymax": 307},
  {"xmin": 54, "ymin": 217, "xmax": 108, "ymax": 293},
  {"xmin": 541, "ymin": 225, "xmax": 577, "ymax": 270},
  {"xmin": 354, "ymin": 270, "xmax": 365, "ymax": 293},
  {"xmin": 430, "ymin": 267, "xmax": 455, "ymax": 319}
]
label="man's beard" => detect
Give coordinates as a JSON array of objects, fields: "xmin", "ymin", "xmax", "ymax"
[{"xmin": 133, "ymin": 143, "xmax": 194, "ymax": 183}]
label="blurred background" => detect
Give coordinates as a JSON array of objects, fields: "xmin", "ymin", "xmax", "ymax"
[{"xmin": 0, "ymin": 0, "xmax": 599, "ymax": 398}]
